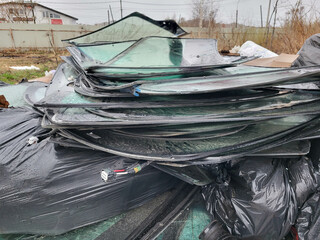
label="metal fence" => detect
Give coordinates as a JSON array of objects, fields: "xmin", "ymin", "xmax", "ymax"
[
  {"xmin": 0, "ymin": 23, "xmax": 103, "ymax": 49},
  {"xmin": 0, "ymin": 24, "xmax": 267, "ymax": 50}
]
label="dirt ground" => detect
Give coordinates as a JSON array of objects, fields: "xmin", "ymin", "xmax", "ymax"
[{"xmin": 0, "ymin": 49, "xmax": 68, "ymax": 84}]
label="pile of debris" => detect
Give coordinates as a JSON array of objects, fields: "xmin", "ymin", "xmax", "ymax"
[{"xmin": 1, "ymin": 12, "xmax": 320, "ymax": 239}]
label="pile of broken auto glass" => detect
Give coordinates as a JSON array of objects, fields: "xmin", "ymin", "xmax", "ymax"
[
  {"xmin": 34, "ymin": 36, "xmax": 320, "ymax": 172},
  {"xmin": 3, "ymin": 13, "xmax": 320, "ymax": 239}
]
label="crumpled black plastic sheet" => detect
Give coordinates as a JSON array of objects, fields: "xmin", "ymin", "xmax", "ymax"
[
  {"xmin": 296, "ymin": 192, "xmax": 320, "ymax": 240},
  {"xmin": 202, "ymin": 158, "xmax": 297, "ymax": 239},
  {"xmin": 0, "ymin": 108, "xmax": 180, "ymax": 235},
  {"xmin": 293, "ymin": 33, "xmax": 320, "ymax": 67},
  {"xmin": 288, "ymin": 157, "xmax": 320, "ymax": 207},
  {"xmin": 202, "ymin": 156, "xmax": 320, "ymax": 240},
  {"xmin": 199, "ymin": 220, "xmax": 239, "ymax": 240}
]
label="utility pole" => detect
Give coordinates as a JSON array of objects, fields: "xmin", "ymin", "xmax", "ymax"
[
  {"xmin": 264, "ymin": 0, "xmax": 272, "ymax": 46},
  {"xmin": 120, "ymin": 0, "xmax": 123, "ymax": 18},
  {"xmin": 107, "ymin": 10, "xmax": 110, "ymax": 25},
  {"xmin": 236, "ymin": 9, "xmax": 238, "ymax": 28},
  {"xmin": 260, "ymin": 5, "xmax": 263, "ymax": 28},
  {"xmin": 109, "ymin": 5, "xmax": 114, "ymax": 23},
  {"xmin": 236, "ymin": 0, "xmax": 240, "ymax": 28},
  {"xmin": 266, "ymin": 0, "xmax": 271, "ymax": 28},
  {"xmin": 271, "ymin": 0, "xmax": 279, "ymax": 48}
]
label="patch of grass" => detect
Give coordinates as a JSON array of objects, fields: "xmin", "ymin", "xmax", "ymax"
[
  {"xmin": 0, "ymin": 49, "xmax": 67, "ymax": 84},
  {"xmin": 0, "ymin": 69, "xmax": 47, "ymax": 84}
]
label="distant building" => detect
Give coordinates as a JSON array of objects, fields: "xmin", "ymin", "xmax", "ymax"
[{"xmin": 0, "ymin": 1, "xmax": 78, "ymax": 24}]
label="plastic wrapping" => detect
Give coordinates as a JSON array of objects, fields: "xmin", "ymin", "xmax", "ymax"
[
  {"xmin": 292, "ymin": 34, "xmax": 320, "ymax": 67},
  {"xmin": 202, "ymin": 158, "xmax": 297, "ymax": 240},
  {"xmin": 296, "ymin": 192, "xmax": 320, "ymax": 240},
  {"xmin": 288, "ymin": 157, "xmax": 319, "ymax": 207},
  {"xmin": 294, "ymin": 139, "xmax": 320, "ymax": 240},
  {"xmin": 199, "ymin": 220, "xmax": 239, "ymax": 240},
  {"xmin": 202, "ymin": 156, "xmax": 320, "ymax": 239},
  {"xmin": 0, "ymin": 108, "xmax": 180, "ymax": 235},
  {"xmin": 239, "ymin": 41, "xmax": 278, "ymax": 58}
]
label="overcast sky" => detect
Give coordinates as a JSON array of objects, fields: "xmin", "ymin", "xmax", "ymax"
[{"xmin": 36, "ymin": 0, "xmax": 320, "ymax": 26}]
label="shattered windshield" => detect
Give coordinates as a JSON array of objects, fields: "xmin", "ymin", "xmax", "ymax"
[{"xmin": 64, "ymin": 12, "xmax": 187, "ymax": 45}]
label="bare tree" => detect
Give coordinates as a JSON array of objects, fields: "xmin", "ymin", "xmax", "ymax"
[
  {"xmin": 0, "ymin": 0, "xmax": 36, "ymax": 23},
  {"xmin": 192, "ymin": 0, "xmax": 218, "ymax": 37}
]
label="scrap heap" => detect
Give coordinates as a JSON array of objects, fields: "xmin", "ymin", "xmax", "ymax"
[{"xmin": 1, "ymin": 12, "xmax": 320, "ymax": 240}]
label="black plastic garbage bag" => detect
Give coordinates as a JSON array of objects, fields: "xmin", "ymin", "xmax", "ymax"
[
  {"xmin": 199, "ymin": 220, "xmax": 239, "ymax": 240},
  {"xmin": 296, "ymin": 192, "xmax": 320, "ymax": 240},
  {"xmin": 292, "ymin": 33, "xmax": 320, "ymax": 67},
  {"xmin": 288, "ymin": 157, "xmax": 319, "ymax": 208},
  {"xmin": 202, "ymin": 158, "xmax": 298, "ymax": 240},
  {"xmin": 0, "ymin": 108, "xmax": 180, "ymax": 235}
]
